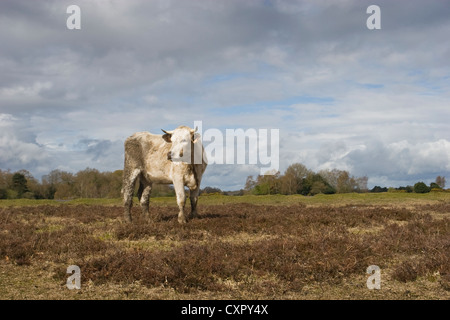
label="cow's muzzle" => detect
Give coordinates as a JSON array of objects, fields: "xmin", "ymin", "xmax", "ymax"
[{"xmin": 167, "ymin": 150, "xmax": 183, "ymax": 161}]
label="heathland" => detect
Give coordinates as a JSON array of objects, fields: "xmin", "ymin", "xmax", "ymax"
[{"xmin": 0, "ymin": 193, "xmax": 449, "ymax": 299}]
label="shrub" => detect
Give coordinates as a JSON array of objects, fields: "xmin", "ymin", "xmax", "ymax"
[
  {"xmin": 414, "ymin": 182, "xmax": 430, "ymax": 193},
  {"xmin": 430, "ymin": 182, "xmax": 441, "ymax": 190},
  {"xmin": 370, "ymin": 186, "xmax": 387, "ymax": 193},
  {"xmin": 22, "ymin": 191, "xmax": 36, "ymax": 199},
  {"xmin": 6, "ymin": 189, "xmax": 18, "ymax": 199}
]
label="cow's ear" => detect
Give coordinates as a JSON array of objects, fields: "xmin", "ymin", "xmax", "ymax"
[
  {"xmin": 162, "ymin": 133, "xmax": 172, "ymax": 143},
  {"xmin": 161, "ymin": 129, "xmax": 172, "ymax": 143}
]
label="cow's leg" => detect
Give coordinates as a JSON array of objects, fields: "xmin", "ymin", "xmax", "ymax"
[
  {"xmin": 139, "ymin": 180, "xmax": 152, "ymax": 220},
  {"xmin": 173, "ymin": 179, "xmax": 187, "ymax": 224},
  {"xmin": 122, "ymin": 169, "xmax": 140, "ymax": 222},
  {"xmin": 189, "ymin": 187, "xmax": 200, "ymax": 219}
]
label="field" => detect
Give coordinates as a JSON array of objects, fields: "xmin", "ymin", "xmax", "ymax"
[{"xmin": 0, "ymin": 193, "xmax": 449, "ymax": 300}]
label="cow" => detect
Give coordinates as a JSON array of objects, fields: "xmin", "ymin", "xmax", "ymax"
[{"xmin": 122, "ymin": 125, "xmax": 207, "ymax": 224}]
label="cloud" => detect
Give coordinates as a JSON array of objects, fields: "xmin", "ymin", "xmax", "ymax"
[
  {"xmin": 317, "ymin": 138, "xmax": 450, "ymax": 186},
  {"xmin": 0, "ymin": 113, "xmax": 123, "ymax": 176},
  {"xmin": 0, "ymin": 114, "xmax": 49, "ymax": 173},
  {"xmin": 81, "ymin": 138, "xmax": 124, "ymax": 169},
  {"xmin": 0, "ymin": 0, "xmax": 449, "ymax": 189}
]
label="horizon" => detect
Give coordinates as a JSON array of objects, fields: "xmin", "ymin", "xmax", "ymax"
[{"xmin": 0, "ymin": 164, "xmax": 445, "ymax": 193}]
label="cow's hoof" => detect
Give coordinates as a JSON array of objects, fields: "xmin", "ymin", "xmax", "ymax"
[
  {"xmin": 178, "ymin": 217, "xmax": 188, "ymax": 224},
  {"xmin": 189, "ymin": 212, "xmax": 199, "ymax": 219}
]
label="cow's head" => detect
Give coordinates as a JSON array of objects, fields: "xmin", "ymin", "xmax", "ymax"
[{"xmin": 162, "ymin": 126, "xmax": 199, "ymax": 162}]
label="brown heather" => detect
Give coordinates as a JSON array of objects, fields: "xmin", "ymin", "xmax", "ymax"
[{"xmin": 0, "ymin": 201, "xmax": 449, "ymax": 299}]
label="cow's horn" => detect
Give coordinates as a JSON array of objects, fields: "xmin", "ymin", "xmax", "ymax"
[
  {"xmin": 161, "ymin": 129, "xmax": 173, "ymax": 135},
  {"xmin": 190, "ymin": 126, "xmax": 198, "ymax": 134}
]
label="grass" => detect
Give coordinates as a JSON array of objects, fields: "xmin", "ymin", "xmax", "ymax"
[
  {"xmin": 1, "ymin": 191, "xmax": 449, "ymax": 208},
  {"xmin": 0, "ymin": 193, "xmax": 449, "ymax": 300}
]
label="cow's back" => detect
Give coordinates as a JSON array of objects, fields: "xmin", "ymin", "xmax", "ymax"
[{"xmin": 124, "ymin": 132, "xmax": 167, "ymax": 170}]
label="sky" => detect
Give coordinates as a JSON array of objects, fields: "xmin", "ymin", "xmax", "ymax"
[{"xmin": 1, "ymin": 0, "xmax": 449, "ymax": 191}]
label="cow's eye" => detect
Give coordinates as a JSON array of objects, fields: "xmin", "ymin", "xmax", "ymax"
[{"xmin": 181, "ymin": 139, "xmax": 187, "ymax": 143}]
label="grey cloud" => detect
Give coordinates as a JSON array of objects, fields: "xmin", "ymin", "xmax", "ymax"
[
  {"xmin": 1, "ymin": 0, "xmax": 450, "ymax": 189},
  {"xmin": 83, "ymin": 138, "xmax": 123, "ymax": 163},
  {"xmin": 0, "ymin": 114, "xmax": 49, "ymax": 173},
  {"xmin": 2, "ymin": 0, "xmax": 449, "ymax": 113},
  {"xmin": 342, "ymin": 139, "xmax": 450, "ymax": 185},
  {"xmin": 315, "ymin": 141, "xmax": 348, "ymax": 165}
]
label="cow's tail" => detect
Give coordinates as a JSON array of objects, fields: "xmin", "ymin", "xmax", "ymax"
[{"xmin": 136, "ymin": 178, "xmax": 144, "ymax": 201}]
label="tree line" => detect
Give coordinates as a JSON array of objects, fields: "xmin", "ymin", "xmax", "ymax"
[
  {"xmin": 0, "ymin": 166, "xmax": 446, "ymax": 200},
  {"xmin": 0, "ymin": 168, "xmax": 176, "ymax": 200},
  {"xmin": 244, "ymin": 163, "xmax": 368, "ymax": 196},
  {"xmin": 0, "ymin": 168, "xmax": 121, "ymax": 200},
  {"xmin": 370, "ymin": 176, "xmax": 446, "ymax": 194},
  {"xmin": 243, "ymin": 164, "xmax": 446, "ymax": 196}
]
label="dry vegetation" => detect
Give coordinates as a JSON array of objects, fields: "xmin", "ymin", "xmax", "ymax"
[{"xmin": 0, "ymin": 196, "xmax": 449, "ymax": 300}]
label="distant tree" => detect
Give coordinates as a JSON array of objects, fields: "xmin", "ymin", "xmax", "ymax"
[
  {"xmin": 319, "ymin": 169, "xmax": 362, "ymax": 193},
  {"xmin": 244, "ymin": 164, "xmax": 366, "ymax": 196},
  {"xmin": 336, "ymin": 171, "xmax": 353, "ymax": 193},
  {"xmin": 107, "ymin": 170, "xmax": 123, "ymax": 198},
  {"xmin": 246, "ymin": 171, "xmax": 284, "ymax": 195},
  {"xmin": 282, "ymin": 163, "xmax": 310, "ymax": 195},
  {"xmin": 51, "ymin": 170, "xmax": 76, "ymax": 199},
  {"xmin": 0, "ymin": 170, "xmax": 12, "ymax": 197},
  {"xmin": 254, "ymin": 172, "xmax": 281, "ymax": 195},
  {"xmin": 41, "ymin": 170, "xmax": 60, "ymax": 199},
  {"xmin": 254, "ymin": 183, "xmax": 269, "ymax": 195},
  {"xmin": 74, "ymin": 168, "xmax": 106, "ymax": 198},
  {"xmin": 12, "ymin": 172, "xmax": 29, "ymax": 198},
  {"xmin": 397, "ymin": 186, "xmax": 413, "ymax": 193},
  {"xmin": 0, "ymin": 169, "xmax": 8, "ymax": 188},
  {"xmin": 370, "ymin": 186, "xmax": 388, "ymax": 193},
  {"xmin": 318, "ymin": 169, "xmax": 340, "ymax": 191},
  {"xmin": 354, "ymin": 176, "xmax": 369, "ymax": 192},
  {"xmin": 18, "ymin": 170, "xmax": 43, "ymax": 199},
  {"xmin": 40, "ymin": 175, "xmax": 58, "ymax": 199},
  {"xmin": 429, "ymin": 182, "xmax": 441, "ymax": 190},
  {"xmin": 435, "ymin": 176, "xmax": 446, "ymax": 189},
  {"xmin": 413, "ymin": 182, "xmax": 430, "ymax": 193},
  {"xmin": 201, "ymin": 186, "xmax": 222, "ymax": 195},
  {"xmin": 6, "ymin": 189, "xmax": 18, "ymax": 199},
  {"xmin": 302, "ymin": 173, "xmax": 335, "ymax": 195},
  {"xmin": 244, "ymin": 176, "xmax": 257, "ymax": 193}
]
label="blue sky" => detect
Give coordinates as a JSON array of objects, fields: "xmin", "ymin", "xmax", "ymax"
[{"xmin": 1, "ymin": 0, "xmax": 450, "ymax": 190}]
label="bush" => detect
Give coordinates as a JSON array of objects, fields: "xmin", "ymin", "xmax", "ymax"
[
  {"xmin": 6, "ymin": 189, "xmax": 18, "ymax": 199},
  {"xmin": 430, "ymin": 183, "xmax": 441, "ymax": 190},
  {"xmin": 370, "ymin": 186, "xmax": 388, "ymax": 193},
  {"xmin": 414, "ymin": 182, "xmax": 430, "ymax": 194},
  {"xmin": 22, "ymin": 192, "xmax": 36, "ymax": 199}
]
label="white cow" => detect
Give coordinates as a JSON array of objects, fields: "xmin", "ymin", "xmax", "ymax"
[{"xmin": 122, "ymin": 126, "xmax": 207, "ymax": 224}]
